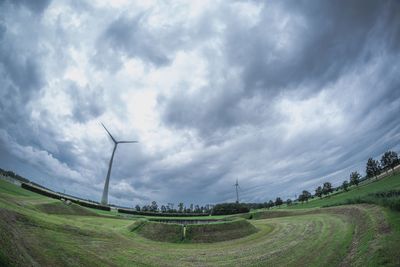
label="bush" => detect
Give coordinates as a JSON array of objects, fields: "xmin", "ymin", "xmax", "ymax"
[
  {"xmin": 211, "ymin": 203, "xmax": 250, "ymax": 215},
  {"xmin": 21, "ymin": 183, "xmax": 62, "ymax": 200},
  {"xmin": 117, "ymin": 208, "xmax": 209, "ymax": 217}
]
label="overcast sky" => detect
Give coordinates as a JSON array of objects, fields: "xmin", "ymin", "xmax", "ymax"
[{"xmin": 0, "ymin": 0, "xmax": 399, "ymax": 207}]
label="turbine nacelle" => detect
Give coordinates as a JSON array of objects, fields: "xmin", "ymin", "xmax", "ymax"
[{"xmin": 101, "ymin": 123, "xmax": 138, "ymax": 144}]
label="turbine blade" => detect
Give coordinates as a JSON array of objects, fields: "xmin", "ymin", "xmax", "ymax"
[
  {"xmin": 101, "ymin": 123, "xmax": 116, "ymax": 143},
  {"xmin": 117, "ymin": 141, "xmax": 138, "ymax": 144}
]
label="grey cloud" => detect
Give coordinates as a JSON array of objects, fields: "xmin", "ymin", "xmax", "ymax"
[
  {"xmin": 160, "ymin": 0, "xmax": 399, "ymax": 137},
  {"xmin": 231, "ymin": 0, "xmax": 384, "ymax": 92},
  {"xmin": 0, "ymin": 10, "xmax": 45, "ymax": 147},
  {"xmin": 1, "ymin": 1, "xmax": 400, "ymax": 207},
  {"xmin": 95, "ymin": 14, "xmax": 170, "ymax": 70},
  {"xmin": 1, "ymin": 0, "xmax": 52, "ymax": 14},
  {"xmin": 106, "ymin": 15, "xmax": 170, "ymax": 65},
  {"xmin": 67, "ymin": 82, "xmax": 106, "ymax": 123},
  {"xmin": 93, "ymin": 5, "xmax": 222, "ymax": 72}
]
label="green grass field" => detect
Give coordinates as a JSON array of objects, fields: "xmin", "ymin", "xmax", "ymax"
[{"xmin": 1, "ymin": 174, "xmax": 400, "ymax": 266}]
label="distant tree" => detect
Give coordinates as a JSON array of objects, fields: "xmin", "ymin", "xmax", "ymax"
[
  {"xmin": 195, "ymin": 205, "xmax": 200, "ymax": 213},
  {"xmin": 298, "ymin": 191, "xmax": 310, "ymax": 203},
  {"xmin": 342, "ymin": 180, "xmax": 349, "ymax": 192},
  {"xmin": 167, "ymin": 203, "xmax": 174, "ymax": 212},
  {"xmin": 304, "ymin": 190, "xmax": 311, "ymax": 201},
  {"xmin": 349, "ymin": 172, "xmax": 361, "ymax": 186},
  {"xmin": 142, "ymin": 205, "xmax": 149, "ymax": 212},
  {"xmin": 366, "ymin": 158, "xmax": 381, "ymax": 179},
  {"xmin": 268, "ymin": 200, "xmax": 275, "ymax": 209},
  {"xmin": 322, "ymin": 182, "xmax": 333, "ymax": 195},
  {"xmin": 203, "ymin": 206, "xmax": 208, "ymax": 213},
  {"xmin": 275, "ymin": 197, "xmax": 283, "ymax": 206},
  {"xmin": 211, "ymin": 203, "xmax": 249, "ymax": 215},
  {"xmin": 161, "ymin": 205, "xmax": 167, "ymax": 213},
  {"xmin": 150, "ymin": 201, "xmax": 158, "ymax": 212},
  {"xmin": 286, "ymin": 199, "xmax": 293, "ymax": 206},
  {"xmin": 315, "ymin": 186, "xmax": 323, "ymax": 198},
  {"xmin": 135, "ymin": 204, "xmax": 141, "ymax": 211},
  {"xmin": 178, "ymin": 202, "xmax": 184, "ymax": 213},
  {"xmin": 381, "ymin": 151, "xmax": 399, "ymax": 173},
  {"xmin": 190, "ymin": 204, "xmax": 194, "ymax": 212}
]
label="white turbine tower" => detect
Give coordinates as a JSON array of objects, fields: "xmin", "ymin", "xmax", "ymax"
[
  {"xmin": 234, "ymin": 179, "xmax": 240, "ymax": 203},
  {"xmin": 101, "ymin": 123, "xmax": 138, "ymax": 205}
]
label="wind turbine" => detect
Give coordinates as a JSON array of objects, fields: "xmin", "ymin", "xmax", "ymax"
[
  {"xmin": 234, "ymin": 179, "xmax": 240, "ymax": 203},
  {"xmin": 100, "ymin": 123, "xmax": 138, "ymax": 205}
]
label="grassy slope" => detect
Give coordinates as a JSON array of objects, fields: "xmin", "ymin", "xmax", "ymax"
[
  {"xmin": 287, "ymin": 173, "xmax": 400, "ymax": 209},
  {"xmin": 185, "ymin": 219, "xmax": 258, "ymax": 243},
  {"xmin": 1, "ymin": 178, "xmax": 400, "ymax": 266},
  {"xmin": 136, "ymin": 221, "xmax": 183, "ymax": 243},
  {"xmin": 140, "ymin": 219, "xmax": 260, "ymax": 243}
]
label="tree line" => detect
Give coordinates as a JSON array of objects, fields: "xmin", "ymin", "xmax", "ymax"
[
  {"xmin": 246, "ymin": 150, "xmax": 399, "ymax": 208},
  {"xmin": 132, "ymin": 150, "xmax": 399, "ymax": 213},
  {"xmin": 133, "ymin": 201, "xmax": 215, "ymax": 214},
  {"xmin": 294, "ymin": 150, "xmax": 399, "ymax": 204},
  {"xmin": 0, "ymin": 168, "xmax": 30, "ymax": 183},
  {"xmin": 1, "ymin": 149, "xmax": 398, "ymax": 214}
]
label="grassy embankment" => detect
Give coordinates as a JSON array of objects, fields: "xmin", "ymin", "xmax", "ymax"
[
  {"xmin": 285, "ymin": 172, "xmax": 400, "ymax": 209},
  {"xmin": 136, "ymin": 218, "xmax": 258, "ymax": 243},
  {"xmin": 1, "ymin": 174, "xmax": 400, "ymax": 266}
]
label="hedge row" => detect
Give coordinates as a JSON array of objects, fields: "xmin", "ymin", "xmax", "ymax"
[
  {"xmin": 74, "ymin": 200, "xmax": 110, "ymax": 211},
  {"xmin": 22, "ymin": 183, "xmax": 62, "ymax": 200},
  {"xmin": 117, "ymin": 208, "xmax": 209, "ymax": 217},
  {"xmin": 211, "ymin": 203, "xmax": 250, "ymax": 215},
  {"xmin": 21, "ymin": 183, "xmax": 110, "ymax": 211}
]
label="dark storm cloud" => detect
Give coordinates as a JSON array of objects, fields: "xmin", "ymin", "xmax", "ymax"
[
  {"xmin": 105, "ymin": 15, "xmax": 170, "ymax": 65},
  {"xmin": 154, "ymin": 0, "xmax": 400, "ymax": 203},
  {"xmin": 67, "ymin": 82, "xmax": 106, "ymax": 123},
  {"xmin": 94, "ymin": 6, "xmax": 220, "ymax": 72},
  {"xmin": 95, "ymin": 14, "xmax": 171, "ymax": 70},
  {"xmin": 1, "ymin": 0, "xmax": 400, "ymax": 207},
  {"xmin": 0, "ymin": 4, "xmax": 45, "ymax": 145},
  {"xmin": 0, "ymin": 1, "xmax": 87, "ymax": 190},
  {"xmin": 0, "ymin": 19, "xmax": 44, "ymax": 108},
  {"xmin": 1, "ymin": 0, "xmax": 52, "ymax": 14},
  {"xmin": 232, "ymin": 0, "xmax": 383, "ymax": 91},
  {"xmin": 160, "ymin": 0, "xmax": 400, "ymax": 137}
]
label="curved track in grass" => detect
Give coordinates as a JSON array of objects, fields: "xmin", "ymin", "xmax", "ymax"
[
  {"xmin": 113, "ymin": 205, "xmax": 388, "ymax": 266},
  {"xmin": 0, "ymin": 179, "xmax": 398, "ymax": 266}
]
